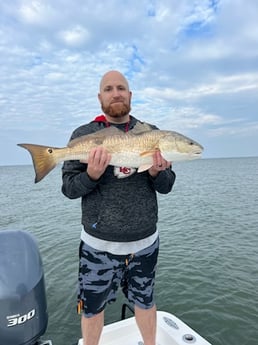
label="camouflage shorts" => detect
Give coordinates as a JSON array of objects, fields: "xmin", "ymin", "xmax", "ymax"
[{"xmin": 77, "ymin": 237, "xmax": 159, "ymax": 317}]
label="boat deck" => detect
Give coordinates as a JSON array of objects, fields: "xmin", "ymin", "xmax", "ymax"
[{"xmin": 77, "ymin": 311, "xmax": 211, "ymax": 345}]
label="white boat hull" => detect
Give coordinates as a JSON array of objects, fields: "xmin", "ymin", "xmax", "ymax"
[{"xmin": 77, "ymin": 311, "xmax": 211, "ymax": 345}]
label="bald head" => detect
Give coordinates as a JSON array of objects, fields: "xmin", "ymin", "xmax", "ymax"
[{"xmin": 99, "ymin": 70, "xmax": 130, "ymax": 92}]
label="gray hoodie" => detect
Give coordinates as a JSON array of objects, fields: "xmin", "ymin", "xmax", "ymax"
[{"xmin": 62, "ymin": 116, "xmax": 176, "ymax": 242}]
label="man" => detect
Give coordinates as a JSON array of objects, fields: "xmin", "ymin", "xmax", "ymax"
[{"xmin": 62, "ymin": 70, "xmax": 176, "ymax": 345}]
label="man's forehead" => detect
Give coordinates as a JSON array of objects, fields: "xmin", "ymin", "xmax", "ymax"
[{"xmin": 100, "ymin": 73, "xmax": 129, "ymax": 89}]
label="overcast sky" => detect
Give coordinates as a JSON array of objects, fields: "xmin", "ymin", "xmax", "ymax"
[{"xmin": 0, "ymin": 0, "xmax": 257, "ymax": 166}]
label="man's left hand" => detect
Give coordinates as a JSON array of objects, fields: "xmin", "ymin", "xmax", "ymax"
[{"xmin": 148, "ymin": 151, "xmax": 171, "ymax": 177}]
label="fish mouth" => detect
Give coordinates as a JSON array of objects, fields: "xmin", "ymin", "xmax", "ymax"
[
  {"xmin": 187, "ymin": 151, "xmax": 202, "ymax": 158},
  {"xmin": 193, "ymin": 151, "xmax": 202, "ymax": 155},
  {"xmin": 192, "ymin": 152, "xmax": 202, "ymax": 157}
]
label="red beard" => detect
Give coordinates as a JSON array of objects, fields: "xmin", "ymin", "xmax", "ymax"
[{"xmin": 101, "ymin": 101, "xmax": 131, "ymax": 119}]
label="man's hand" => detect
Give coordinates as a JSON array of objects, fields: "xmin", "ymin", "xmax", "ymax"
[
  {"xmin": 81, "ymin": 147, "xmax": 111, "ymax": 180},
  {"xmin": 148, "ymin": 151, "xmax": 171, "ymax": 177}
]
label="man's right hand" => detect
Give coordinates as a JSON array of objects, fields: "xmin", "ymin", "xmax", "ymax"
[{"xmin": 83, "ymin": 147, "xmax": 111, "ymax": 181}]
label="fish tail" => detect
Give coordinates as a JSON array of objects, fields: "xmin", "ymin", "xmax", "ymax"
[{"xmin": 17, "ymin": 143, "xmax": 58, "ymax": 183}]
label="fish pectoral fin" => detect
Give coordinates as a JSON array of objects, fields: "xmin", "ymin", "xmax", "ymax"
[
  {"xmin": 140, "ymin": 149, "xmax": 159, "ymax": 157},
  {"xmin": 137, "ymin": 164, "xmax": 153, "ymax": 173}
]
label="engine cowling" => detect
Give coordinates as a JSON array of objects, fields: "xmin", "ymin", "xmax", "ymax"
[{"xmin": 0, "ymin": 229, "xmax": 48, "ymax": 345}]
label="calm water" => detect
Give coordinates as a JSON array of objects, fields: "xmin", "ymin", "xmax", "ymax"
[{"xmin": 0, "ymin": 157, "xmax": 258, "ymax": 345}]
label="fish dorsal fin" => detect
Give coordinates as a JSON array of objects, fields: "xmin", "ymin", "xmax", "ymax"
[
  {"xmin": 68, "ymin": 126, "xmax": 124, "ymax": 147},
  {"xmin": 68, "ymin": 122, "xmax": 153, "ymax": 147},
  {"xmin": 130, "ymin": 121, "xmax": 153, "ymax": 135}
]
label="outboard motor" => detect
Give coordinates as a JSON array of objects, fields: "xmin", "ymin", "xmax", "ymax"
[{"xmin": 0, "ymin": 230, "xmax": 49, "ymax": 345}]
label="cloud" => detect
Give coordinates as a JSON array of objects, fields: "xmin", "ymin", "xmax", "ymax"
[
  {"xmin": 58, "ymin": 26, "xmax": 90, "ymax": 47},
  {"xmin": 0, "ymin": 0, "xmax": 258, "ymax": 164}
]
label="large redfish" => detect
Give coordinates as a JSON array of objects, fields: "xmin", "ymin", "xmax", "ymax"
[{"xmin": 18, "ymin": 122, "xmax": 203, "ymax": 183}]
